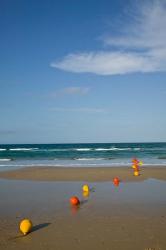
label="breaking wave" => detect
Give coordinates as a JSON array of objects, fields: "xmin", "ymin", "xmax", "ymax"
[
  {"xmin": 9, "ymin": 148, "xmax": 39, "ymax": 151},
  {"xmin": 0, "ymin": 158, "xmax": 12, "ymax": 161}
]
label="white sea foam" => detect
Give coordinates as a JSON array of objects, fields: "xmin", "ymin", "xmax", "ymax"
[
  {"xmin": 0, "ymin": 149, "xmax": 6, "ymax": 151},
  {"xmin": 75, "ymin": 148, "xmax": 91, "ymax": 151},
  {"xmin": 95, "ymin": 147, "xmax": 131, "ymax": 151},
  {"xmin": 115, "ymin": 147, "xmax": 131, "ymax": 151},
  {"xmin": 0, "ymin": 158, "xmax": 12, "ymax": 161},
  {"xmin": 134, "ymin": 148, "xmax": 141, "ymax": 151},
  {"xmin": 9, "ymin": 148, "xmax": 38, "ymax": 151},
  {"xmin": 0, "ymin": 162, "xmax": 166, "ymax": 169},
  {"xmin": 48, "ymin": 149, "xmax": 70, "ymax": 152},
  {"xmin": 95, "ymin": 148, "xmax": 110, "ymax": 151},
  {"xmin": 37, "ymin": 149, "xmax": 74, "ymax": 152}
]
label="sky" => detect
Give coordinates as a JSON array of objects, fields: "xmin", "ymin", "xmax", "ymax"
[{"xmin": 0, "ymin": 0, "xmax": 166, "ymax": 144}]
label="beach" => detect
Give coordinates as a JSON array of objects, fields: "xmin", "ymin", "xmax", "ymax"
[
  {"xmin": 1, "ymin": 0, "xmax": 166, "ymax": 247},
  {"xmin": 0, "ymin": 165, "xmax": 166, "ymax": 181},
  {"xmin": 0, "ymin": 165, "xmax": 166, "ymax": 250}
]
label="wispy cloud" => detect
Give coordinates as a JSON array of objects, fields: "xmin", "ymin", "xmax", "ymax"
[
  {"xmin": 50, "ymin": 107, "xmax": 109, "ymax": 114},
  {"xmin": 51, "ymin": 1, "xmax": 166, "ymax": 75},
  {"xmin": 51, "ymin": 51, "xmax": 158, "ymax": 75},
  {"xmin": 104, "ymin": 1, "xmax": 166, "ymax": 50},
  {"xmin": 51, "ymin": 87, "xmax": 90, "ymax": 97},
  {"xmin": 61, "ymin": 87, "xmax": 90, "ymax": 95}
]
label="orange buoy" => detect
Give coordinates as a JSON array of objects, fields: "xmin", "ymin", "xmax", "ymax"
[
  {"xmin": 113, "ymin": 177, "xmax": 120, "ymax": 185},
  {"xmin": 70, "ymin": 196, "xmax": 80, "ymax": 206}
]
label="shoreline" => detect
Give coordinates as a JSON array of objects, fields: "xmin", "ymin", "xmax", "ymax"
[{"xmin": 0, "ymin": 165, "xmax": 166, "ymax": 182}]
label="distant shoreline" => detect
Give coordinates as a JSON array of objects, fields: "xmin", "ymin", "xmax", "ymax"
[
  {"xmin": 1, "ymin": 141, "xmax": 166, "ymax": 145},
  {"xmin": 1, "ymin": 142, "xmax": 166, "ymax": 168}
]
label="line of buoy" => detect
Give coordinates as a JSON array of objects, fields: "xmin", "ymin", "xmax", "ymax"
[
  {"xmin": 19, "ymin": 158, "xmax": 143, "ymax": 236},
  {"xmin": 132, "ymin": 158, "xmax": 143, "ymax": 176}
]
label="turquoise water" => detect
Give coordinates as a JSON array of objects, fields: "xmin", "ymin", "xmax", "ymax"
[{"xmin": 0, "ymin": 142, "xmax": 166, "ymax": 170}]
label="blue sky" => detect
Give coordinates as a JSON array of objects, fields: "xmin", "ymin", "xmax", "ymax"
[{"xmin": 0, "ymin": 0, "xmax": 166, "ymax": 144}]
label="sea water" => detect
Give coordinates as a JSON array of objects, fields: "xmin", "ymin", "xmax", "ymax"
[{"xmin": 0, "ymin": 142, "xmax": 166, "ymax": 170}]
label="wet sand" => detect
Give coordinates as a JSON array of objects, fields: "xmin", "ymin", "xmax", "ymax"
[
  {"xmin": 0, "ymin": 166, "xmax": 166, "ymax": 250},
  {"xmin": 0, "ymin": 165, "xmax": 166, "ymax": 182}
]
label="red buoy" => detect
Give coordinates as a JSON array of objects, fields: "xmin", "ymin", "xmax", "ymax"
[
  {"xmin": 70, "ymin": 196, "xmax": 80, "ymax": 206},
  {"xmin": 113, "ymin": 177, "xmax": 120, "ymax": 186}
]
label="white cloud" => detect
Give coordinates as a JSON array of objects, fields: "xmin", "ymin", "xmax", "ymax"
[
  {"xmin": 51, "ymin": 51, "xmax": 159, "ymax": 75},
  {"xmin": 51, "ymin": 1, "xmax": 166, "ymax": 75},
  {"xmin": 104, "ymin": 1, "xmax": 166, "ymax": 50},
  {"xmin": 51, "ymin": 87, "xmax": 90, "ymax": 97}
]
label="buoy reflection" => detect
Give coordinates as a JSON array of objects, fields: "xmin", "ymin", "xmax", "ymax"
[
  {"xmin": 71, "ymin": 204, "xmax": 80, "ymax": 215},
  {"xmin": 82, "ymin": 190, "xmax": 90, "ymax": 197}
]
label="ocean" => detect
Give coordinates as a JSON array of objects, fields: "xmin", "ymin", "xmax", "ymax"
[{"xmin": 0, "ymin": 142, "xmax": 166, "ymax": 171}]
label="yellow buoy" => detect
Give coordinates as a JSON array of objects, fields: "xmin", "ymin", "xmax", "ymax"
[
  {"xmin": 139, "ymin": 161, "xmax": 143, "ymax": 166},
  {"xmin": 82, "ymin": 184, "xmax": 89, "ymax": 192},
  {"xmin": 132, "ymin": 165, "xmax": 137, "ymax": 169},
  {"xmin": 134, "ymin": 171, "xmax": 139, "ymax": 176},
  {"xmin": 19, "ymin": 219, "xmax": 33, "ymax": 235}
]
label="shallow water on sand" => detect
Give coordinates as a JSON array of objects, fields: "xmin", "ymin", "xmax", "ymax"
[
  {"xmin": 0, "ymin": 178, "xmax": 166, "ymax": 219},
  {"xmin": 1, "ymin": 178, "xmax": 166, "ymax": 250}
]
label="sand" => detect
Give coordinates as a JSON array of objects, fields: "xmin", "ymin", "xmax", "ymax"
[
  {"xmin": 0, "ymin": 166, "xmax": 166, "ymax": 250},
  {"xmin": 0, "ymin": 165, "xmax": 166, "ymax": 182}
]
